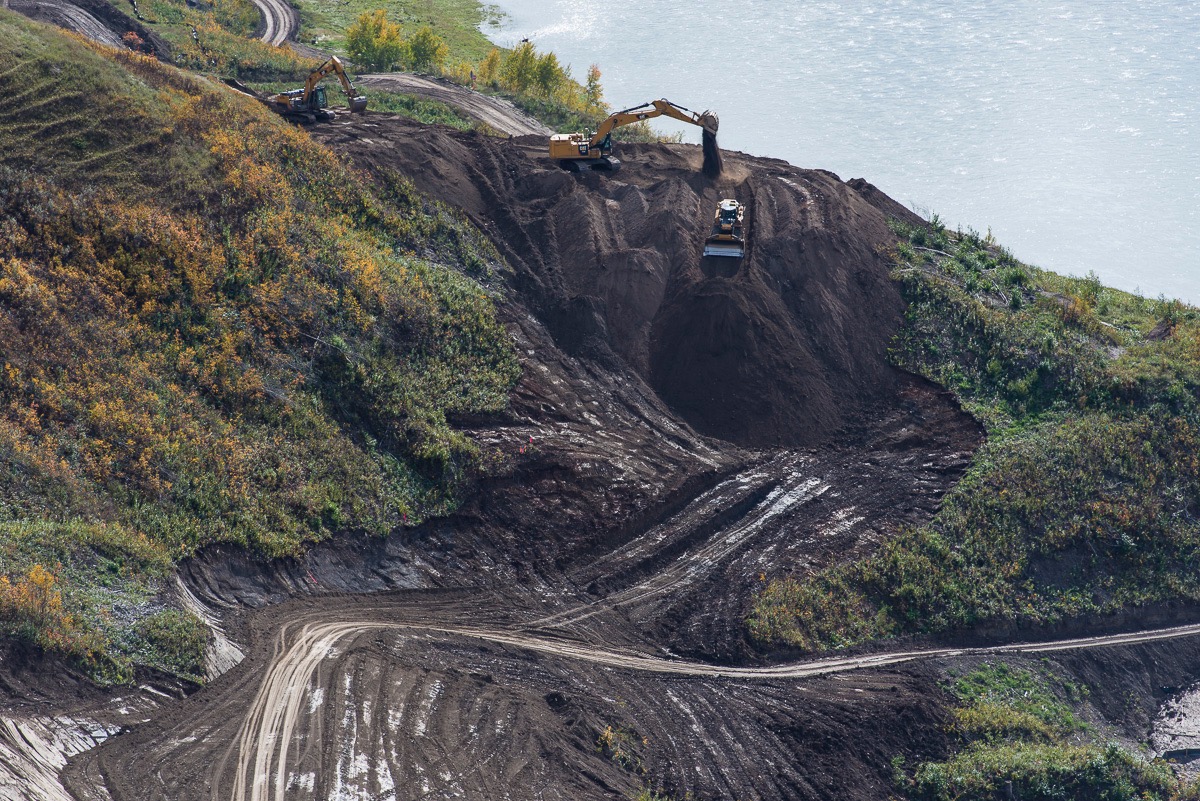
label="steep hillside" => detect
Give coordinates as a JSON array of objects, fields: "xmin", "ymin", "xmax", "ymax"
[{"xmin": 0, "ymin": 10, "xmax": 516, "ymax": 675}]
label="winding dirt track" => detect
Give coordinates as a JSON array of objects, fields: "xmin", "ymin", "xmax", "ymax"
[
  {"xmin": 7, "ymin": 0, "xmax": 123, "ymax": 46},
  {"xmin": 166, "ymin": 595, "xmax": 1200, "ymax": 801},
  {"xmin": 248, "ymin": 0, "xmax": 296, "ymax": 47},
  {"xmin": 78, "ymin": 424, "xmax": 1200, "ymax": 801},
  {"xmin": 358, "ymin": 74, "xmax": 553, "ymax": 136}
]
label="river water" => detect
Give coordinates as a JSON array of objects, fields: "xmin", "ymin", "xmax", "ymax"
[{"xmin": 485, "ymin": 1, "xmax": 1199, "ymax": 302}]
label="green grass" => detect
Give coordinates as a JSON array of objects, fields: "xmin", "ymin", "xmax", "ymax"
[
  {"xmin": 295, "ymin": 0, "xmax": 496, "ymax": 59},
  {"xmin": 138, "ymin": 0, "xmax": 317, "ymax": 80},
  {"xmin": 749, "ymin": 216, "xmax": 1200, "ymax": 651},
  {"xmin": 899, "ymin": 662, "xmax": 1197, "ymax": 801},
  {"xmin": 0, "ymin": 12, "xmax": 518, "ymax": 679},
  {"xmin": 249, "ymin": 80, "xmax": 479, "ymax": 130}
]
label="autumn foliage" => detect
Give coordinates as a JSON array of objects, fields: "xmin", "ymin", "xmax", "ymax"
[{"xmin": 0, "ymin": 15, "xmax": 518, "ymax": 663}]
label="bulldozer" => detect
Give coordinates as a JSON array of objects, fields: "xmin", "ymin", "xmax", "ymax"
[
  {"xmin": 264, "ymin": 56, "xmax": 368, "ymax": 123},
  {"xmin": 550, "ymin": 98, "xmax": 718, "ymax": 172},
  {"xmin": 703, "ymin": 199, "xmax": 746, "ymax": 258}
]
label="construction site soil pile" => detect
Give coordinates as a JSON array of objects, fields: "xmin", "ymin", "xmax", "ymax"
[{"xmin": 311, "ymin": 116, "xmax": 905, "ymax": 448}]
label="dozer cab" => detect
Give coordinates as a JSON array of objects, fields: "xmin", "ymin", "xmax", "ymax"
[
  {"xmin": 550, "ymin": 98, "xmax": 718, "ymax": 172},
  {"xmin": 265, "ymin": 56, "xmax": 368, "ymax": 123},
  {"xmin": 703, "ymin": 199, "xmax": 746, "ymax": 258}
]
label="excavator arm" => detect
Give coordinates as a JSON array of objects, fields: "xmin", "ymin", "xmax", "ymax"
[
  {"xmin": 548, "ymin": 97, "xmax": 718, "ymax": 171},
  {"xmin": 590, "ymin": 99, "xmax": 718, "ymax": 149},
  {"xmin": 303, "ymin": 56, "xmax": 368, "ymax": 114}
]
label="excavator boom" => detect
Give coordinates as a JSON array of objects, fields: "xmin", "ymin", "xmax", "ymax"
[
  {"xmin": 549, "ymin": 97, "xmax": 718, "ymax": 171},
  {"xmin": 304, "ymin": 56, "xmax": 368, "ymax": 114},
  {"xmin": 263, "ymin": 55, "xmax": 367, "ymax": 123}
]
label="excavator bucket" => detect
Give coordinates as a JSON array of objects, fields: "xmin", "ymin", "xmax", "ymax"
[{"xmin": 348, "ymin": 94, "xmax": 368, "ymax": 114}]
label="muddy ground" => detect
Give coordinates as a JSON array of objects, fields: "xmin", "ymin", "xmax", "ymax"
[{"xmin": 4, "ymin": 113, "xmax": 1199, "ymax": 801}]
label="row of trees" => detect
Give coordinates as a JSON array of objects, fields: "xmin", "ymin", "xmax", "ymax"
[{"xmin": 344, "ymin": 10, "xmax": 607, "ymax": 115}]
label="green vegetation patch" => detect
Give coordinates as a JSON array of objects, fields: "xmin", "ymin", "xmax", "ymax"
[
  {"xmin": 898, "ymin": 662, "xmax": 1196, "ymax": 801},
  {"xmin": 750, "ymin": 216, "xmax": 1200, "ymax": 651},
  {"xmin": 137, "ymin": 0, "xmax": 316, "ymax": 80},
  {"xmin": 296, "ymin": 0, "xmax": 495, "ymax": 60},
  {"xmin": 0, "ymin": 14, "xmax": 518, "ymax": 676}
]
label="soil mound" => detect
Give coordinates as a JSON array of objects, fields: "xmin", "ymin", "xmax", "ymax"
[{"xmin": 313, "ymin": 119, "xmax": 906, "ymax": 447}]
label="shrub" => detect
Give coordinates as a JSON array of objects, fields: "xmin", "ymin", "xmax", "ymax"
[
  {"xmin": 346, "ymin": 9, "xmax": 405, "ymax": 71},
  {"xmin": 134, "ymin": 609, "xmax": 209, "ymax": 678},
  {"xmin": 406, "ymin": 25, "xmax": 448, "ymax": 72}
]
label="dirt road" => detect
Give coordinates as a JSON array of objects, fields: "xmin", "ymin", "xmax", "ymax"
[
  {"xmin": 358, "ymin": 74, "xmax": 553, "ymax": 136},
  {"xmin": 8, "ymin": 0, "xmax": 123, "ymax": 47},
  {"xmin": 249, "ymin": 0, "xmax": 295, "ymax": 46},
  {"xmin": 57, "ymin": 119, "xmax": 1200, "ymax": 801}
]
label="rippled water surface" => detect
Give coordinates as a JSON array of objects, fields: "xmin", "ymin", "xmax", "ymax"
[{"xmin": 487, "ymin": 1, "xmax": 1199, "ymax": 301}]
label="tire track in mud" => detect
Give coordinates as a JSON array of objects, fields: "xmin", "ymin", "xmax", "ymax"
[
  {"xmin": 357, "ymin": 74, "xmax": 553, "ymax": 137},
  {"xmin": 219, "ymin": 612, "xmax": 1200, "ymax": 801},
  {"xmin": 8, "ymin": 0, "xmax": 123, "ymax": 46}
]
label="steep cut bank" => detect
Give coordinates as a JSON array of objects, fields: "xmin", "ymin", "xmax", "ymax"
[{"xmin": 312, "ymin": 117, "xmax": 906, "ymax": 448}]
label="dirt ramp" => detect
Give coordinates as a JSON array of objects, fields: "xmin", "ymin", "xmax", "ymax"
[{"xmin": 313, "ymin": 119, "xmax": 906, "ymax": 447}]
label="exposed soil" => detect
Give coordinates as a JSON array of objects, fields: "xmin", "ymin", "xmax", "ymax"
[
  {"xmin": 6, "ymin": 110, "xmax": 1198, "ymax": 801},
  {"xmin": 311, "ymin": 117, "xmax": 906, "ymax": 448},
  {"xmin": 7, "ymin": 0, "xmax": 168, "ymax": 55}
]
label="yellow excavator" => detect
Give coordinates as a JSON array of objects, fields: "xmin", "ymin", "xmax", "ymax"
[
  {"xmin": 264, "ymin": 56, "xmax": 368, "ymax": 123},
  {"xmin": 550, "ymin": 98, "xmax": 719, "ymax": 172}
]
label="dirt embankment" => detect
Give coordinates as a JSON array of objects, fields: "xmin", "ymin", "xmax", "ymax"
[
  {"xmin": 41, "ymin": 114, "xmax": 1200, "ymax": 801},
  {"xmin": 311, "ymin": 117, "xmax": 906, "ymax": 449},
  {"xmin": 46, "ymin": 118, "xmax": 996, "ymax": 801}
]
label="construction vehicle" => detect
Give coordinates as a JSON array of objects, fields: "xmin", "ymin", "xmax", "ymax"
[
  {"xmin": 703, "ymin": 199, "xmax": 746, "ymax": 258},
  {"xmin": 550, "ymin": 98, "xmax": 718, "ymax": 172},
  {"xmin": 264, "ymin": 56, "xmax": 368, "ymax": 123}
]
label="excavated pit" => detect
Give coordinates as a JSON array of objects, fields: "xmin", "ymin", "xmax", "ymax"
[{"xmin": 311, "ymin": 117, "xmax": 906, "ymax": 448}]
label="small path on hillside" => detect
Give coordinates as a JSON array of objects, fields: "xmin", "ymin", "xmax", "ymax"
[
  {"xmin": 247, "ymin": 8, "xmax": 552, "ymax": 138},
  {"xmin": 8, "ymin": 0, "xmax": 123, "ymax": 46},
  {"xmin": 358, "ymin": 73, "xmax": 552, "ymax": 136},
  {"xmin": 249, "ymin": 0, "xmax": 295, "ymax": 47}
]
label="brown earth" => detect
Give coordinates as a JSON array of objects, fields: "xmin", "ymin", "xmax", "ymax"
[
  {"xmin": 42, "ymin": 117, "xmax": 992, "ymax": 801},
  {"xmin": 7, "ymin": 0, "xmax": 169, "ymax": 56},
  {"xmin": 310, "ymin": 116, "xmax": 906, "ymax": 449},
  {"xmin": 32, "ymin": 114, "xmax": 1200, "ymax": 801}
]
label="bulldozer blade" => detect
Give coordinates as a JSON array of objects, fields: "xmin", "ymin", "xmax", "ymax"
[{"xmin": 703, "ymin": 241, "xmax": 745, "ymax": 258}]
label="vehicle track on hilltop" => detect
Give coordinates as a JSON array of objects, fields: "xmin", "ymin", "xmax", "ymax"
[
  {"xmin": 250, "ymin": 0, "xmax": 295, "ymax": 46},
  {"xmin": 357, "ymin": 74, "xmax": 553, "ymax": 137},
  {"xmin": 8, "ymin": 0, "xmax": 123, "ymax": 46}
]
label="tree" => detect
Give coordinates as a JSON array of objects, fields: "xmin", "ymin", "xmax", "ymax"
[
  {"xmin": 534, "ymin": 51, "xmax": 567, "ymax": 97},
  {"xmin": 584, "ymin": 64, "xmax": 605, "ymax": 111},
  {"xmin": 345, "ymin": 10, "xmax": 404, "ymax": 72},
  {"xmin": 500, "ymin": 40, "xmax": 538, "ymax": 93},
  {"xmin": 406, "ymin": 25, "xmax": 448, "ymax": 72},
  {"xmin": 478, "ymin": 47, "xmax": 502, "ymax": 87}
]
